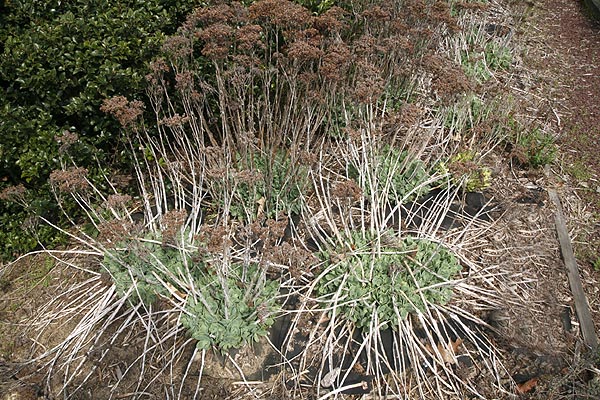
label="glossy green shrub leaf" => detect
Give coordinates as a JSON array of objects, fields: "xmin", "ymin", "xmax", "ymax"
[
  {"xmin": 0, "ymin": 183, "xmax": 68, "ymax": 259},
  {"xmin": 0, "ymin": 0, "xmax": 203, "ymax": 259}
]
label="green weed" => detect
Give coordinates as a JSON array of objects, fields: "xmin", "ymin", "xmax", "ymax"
[
  {"xmin": 437, "ymin": 151, "xmax": 492, "ymax": 192},
  {"xmin": 462, "ymin": 42, "xmax": 512, "ymax": 82},
  {"xmin": 216, "ymin": 151, "xmax": 309, "ymax": 222},
  {"xmin": 513, "ymin": 128, "xmax": 557, "ymax": 168},
  {"xmin": 593, "ymin": 257, "xmax": 600, "ymax": 271},
  {"xmin": 568, "ymin": 160, "xmax": 593, "ymax": 182},
  {"xmin": 349, "ymin": 146, "xmax": 432, "ymax": 203}
]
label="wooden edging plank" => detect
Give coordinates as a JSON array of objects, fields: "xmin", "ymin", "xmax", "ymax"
[{"xmin": 548, "ymin": 189, "xmax": 598, "ymax": 350}]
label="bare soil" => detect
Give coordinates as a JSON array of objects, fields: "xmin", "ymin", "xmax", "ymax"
[{"xmin": 526, "ymin": 0, "xmax": 600, "ymax": 258}]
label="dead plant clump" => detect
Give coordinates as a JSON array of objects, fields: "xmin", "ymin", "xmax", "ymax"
[{"xmin": 1, "ymin": 0, "xmax": 599, "ymax": 399}]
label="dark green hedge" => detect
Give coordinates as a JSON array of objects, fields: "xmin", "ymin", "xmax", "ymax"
[{"xmin": 0, "ymin": 0, "xmax": 203, "ymax": 259}]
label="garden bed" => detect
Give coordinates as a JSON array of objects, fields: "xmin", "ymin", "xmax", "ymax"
[{"xmin": 2, "ymin": 0, "xmax": 600, "ymax": 399}]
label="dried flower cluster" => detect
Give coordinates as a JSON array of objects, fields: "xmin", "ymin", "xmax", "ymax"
[
  {"xmin": 185, "ymin": 3, "xmax": 237, "ymax": 28},
  {"xmin": 360, "ymin": 4, "xmax": 392, "ymax": 24},
  {"xmin": 197, "ymin": 224, "xmax": 232, "ymax": 254},
  {"xmin": 266, "ymin": 241, "xmax": 317, "ymax": 281},
  {"xmin": 248, "ymin": 0, "xmax": 311, "ymax": 30},
  {"xmin": 331, "ymin": 179, "xmax": 362, "ymax": 202},
  {"xmin": 198, "ymin": 23, "xmax": 235, "ymax": 59},
  {"xmin": 319, "ymin": 42, "xmax": 351, "ymax": 82},
  {"xmin": 429, "ymin": 2, "xmax": 460, "ymax": 33},
  {"xmin": 236, "ymin": 218, "xmax": 286, "ymax": 249},
  {"xmin": 353, "ymin": 61, "xmax": 386, "ymax": 104},
  {"xmin": 49, "ymin": 167, "xmax": 89, "ymax": 193},
  {"xmin": 287, "ymin": 40, "xmax": 324, "ymax": 63},
  {"xmin": 100, "ymin": 96, "xmax": 144, "ymax": 128},
  {"xmin": 104, "ymin": 194, "xmax": 132, "ymax": 210},
  {"xmin": 230, "ymin": 217, "xmax": 317, "ymax": 280},
  {"xmin": 161, "ymin": 209, "xmax": 188, "ymax": 245},
  {"xmin": 423, "ymin": 54, "xmax": 471, "ymax": 102},
  {"xmin": 0, "ymin": 184, "xmax": 27, "ymax": 205},
  {"xmin": 398, "ymin": 103, "xmax": 425, "ymax": 130},
  {"xmin": 313, "ymin": 6, "xmax": 346, "ymax": 33},
  {"xmin": 235, "ymin": 24, "xmax": 264, "ymax": 51},
  {"xmin": 55, "ymin": 130, "xmax": 79, "ymax": 154},
  {"xmin": 159, "ymin": 114, "xmax": 190, "ymax": 127},
  {"xmin": 161, "ymin": 35, "xmax": 193, "ymax": 61},
  {"xmin": 97, "ymin": 219, "xmax": 135, "ymax": 246}
]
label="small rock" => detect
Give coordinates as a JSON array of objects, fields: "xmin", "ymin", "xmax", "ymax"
[{"xmin": 321, "ymin": 367, "xmax": 340, "ymax": 388}]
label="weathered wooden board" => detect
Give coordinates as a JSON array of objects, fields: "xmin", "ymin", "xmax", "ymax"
[{"xmin": 548, "ymin": 189, "xmax": 598, "ymax": 350}]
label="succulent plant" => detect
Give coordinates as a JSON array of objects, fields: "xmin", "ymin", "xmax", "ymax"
[{"xmin": 316, "ymin": 232, "xmax": 462, "ymax": 329}]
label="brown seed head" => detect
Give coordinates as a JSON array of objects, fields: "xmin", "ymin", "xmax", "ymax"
[
  {"xmin": 320, "ymin": 42, "xmax": 352, "ymax": 82},
  {"xmin": 0, "ymin": 184, "xmax": 27, "ymax": 203},
  {"xmin": 49, "ymin": 167, "xmax": 89, "ymax": 193},
  {"xmin": 100, "ymin": 96, "xmax": 144, "ymax": 128},
  {"xmin": 56, "ymin": 130, "xmax": 79, "ymax": 154},
  {"xmin": 104, "ymin": 194, "xmax": 132, "ymax": 210},
  {"xmin": 332, "ymin": 179, "xmax": 362, "ymax": 202},
  {"xmin": 314, "ymin": 6, "xmax": 347, "ymax": 33},
  {"xmin": 249, "ymin": 0, "xmax": 311, "ymax": 30},
  {"xmin": 236, "ymin": 24, "xmax": 265, "ymax": 51},
  {"xmin": 161, "ymin": 209, "xmax": 188, "ymax": 245}
]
